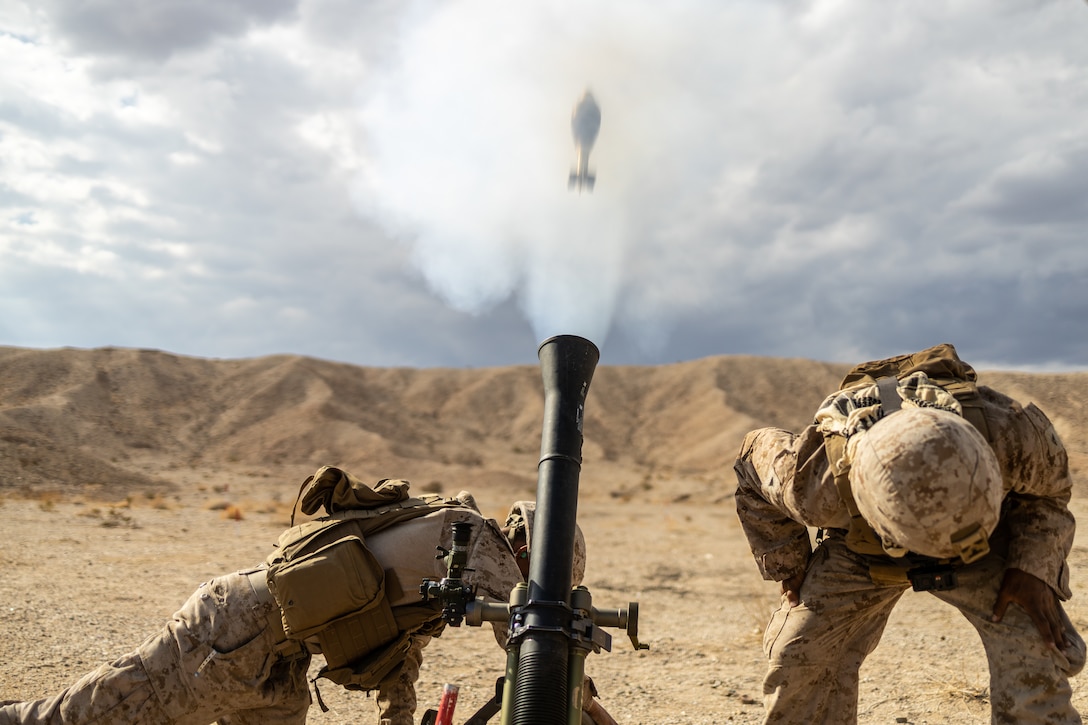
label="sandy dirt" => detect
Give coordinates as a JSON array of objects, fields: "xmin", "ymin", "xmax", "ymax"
[{"xmin": 1, "ymin": 345, "xmax": 1086, "ymax": 723}]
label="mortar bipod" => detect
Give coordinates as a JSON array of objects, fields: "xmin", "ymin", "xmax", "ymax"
[{"xmin": 459, "ymin": 582, "xmax": 647, "ymax": 725}]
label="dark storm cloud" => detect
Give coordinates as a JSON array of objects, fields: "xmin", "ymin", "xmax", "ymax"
[{"xmin": 42, "ymin": 0, "xmax": 299, "ymax": 60}]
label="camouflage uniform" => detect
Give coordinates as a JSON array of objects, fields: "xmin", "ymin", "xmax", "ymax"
[
  {"xmin": 0, "ymin": 501, "xmax": 523, "ymax": 725},
  {"xmin": 734, "ymin": 381, "xmax": 1084, "ymax": 724}
]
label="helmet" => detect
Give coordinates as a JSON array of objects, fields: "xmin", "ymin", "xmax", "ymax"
[
  {"xmin": 505, "ymin": 501, "xmax": 586, "ymax": 586},
  {"xmin": 847, "ymin": 407, "xmax": 1002, "ymax": 561}
]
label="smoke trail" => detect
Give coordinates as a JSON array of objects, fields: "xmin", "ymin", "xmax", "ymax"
[{"xmin": 351, "ymin": 1, "xmax": 648, "ymax": 348}]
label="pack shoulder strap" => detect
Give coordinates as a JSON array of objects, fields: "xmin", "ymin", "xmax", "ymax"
[
  {"xmin": 931, "ymin": 379, "xmax": 992, "ymax": 442},
  {"xmin": 824, "ymin": 433, "xmax": 886, "ymax": 556},
  {"xmin": 876, "ymin": 376, "xmax": 902, "ymax": 414}
]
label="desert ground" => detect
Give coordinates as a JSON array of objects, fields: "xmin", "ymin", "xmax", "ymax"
[{"xmin": 2, "ymin": 344, "xmax": 1086, "ymax": 723}]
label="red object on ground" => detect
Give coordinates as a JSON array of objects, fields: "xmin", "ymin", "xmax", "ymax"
[{"xmin": 435, "ymin": 683, "xmax": 459, "ymax": 725}]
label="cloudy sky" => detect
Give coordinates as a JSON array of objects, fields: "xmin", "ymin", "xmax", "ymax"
[{"xmin": 3, "ymin": 0, "xmax": 1087, "ymax": 371}]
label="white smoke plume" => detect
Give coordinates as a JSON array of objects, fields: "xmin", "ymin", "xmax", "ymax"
[{"xmin": 351, "ymin": 0, "xmax": 764, "ymax": 351}]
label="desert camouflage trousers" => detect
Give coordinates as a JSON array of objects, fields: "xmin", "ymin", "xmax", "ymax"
[
  {"xmin": 761, "ymin": 531, "xmax": 1085, "ymax": 724},
  {"xmin": 372, "ymin": 634, "xmax": 430, "ymax": 725},
  {"xmin": 0, "ymin": 568, "xmax": 312, "ymax": 725}
]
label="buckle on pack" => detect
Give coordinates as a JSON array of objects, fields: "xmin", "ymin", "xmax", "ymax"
[{"xmin": 907, "ymin": 564, "xmax": 957, "ymax": 592}]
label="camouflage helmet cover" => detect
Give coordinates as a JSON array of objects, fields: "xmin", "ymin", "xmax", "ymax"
[
  {"xmin": 847, "ymin": 407, "xmax": 1003, "ymax": 560},
  {"xmin": 505, "ymin": 501, "xmax": 586, "ymax": 586}
]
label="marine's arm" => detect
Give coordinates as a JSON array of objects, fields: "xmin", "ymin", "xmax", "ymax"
[
  {"xmin": 986, "ymin": 398, "xmax": 1077, "ymax": 648},
  {"xmin": 734, "ymin": 426, "xmax": 846, "ymax": 585},
  {"xmin": 993, "ymin": 401, "xmax": 1076, "ymax": 600},
  {"xmin": 734, "ymin": 470, "xmax": 811, "ymax": 582},
  {"xmin": 465, "ymin": 519, "xmax": 526, "ymax": 647}
]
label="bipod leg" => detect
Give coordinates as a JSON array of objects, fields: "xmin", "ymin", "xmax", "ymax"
[{"xmin": 463, "ymin": 678, "xmax": 504, "ymax": 725}]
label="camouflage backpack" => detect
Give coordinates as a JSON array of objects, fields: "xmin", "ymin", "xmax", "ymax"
[
  {"xmin": 822, "ymin": 343, "xmax": 996, "ymax": 563},
  {"xmin": 265, "ymin": 466, "xmax": 467, "ymax": 692}
]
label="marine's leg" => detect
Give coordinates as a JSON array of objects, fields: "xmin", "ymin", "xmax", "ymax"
[
  {"xmin": 376, "ymin": 634, "xmax": 431, "ymax": 725},
  {"xmin": 933, "ymin": 549, "xmax": 1084, "ymax": 724},
  {"xmin": 761, "ymin": 533, "xmax": 906, "ymax": 724},
  {"xmin": 210, "ymin": 654, "xmax": 312, "ymax": 725},
  {"xmin": 0, "ymin": 647, "xmax": 169, "ymax": 725},
  {"xmin": 0, "ymin": 570, "xmax": 300, "ymax": 725},
  {"xmin": 137, "ymin": 569, "xmax": 311, "ymax": 725}
]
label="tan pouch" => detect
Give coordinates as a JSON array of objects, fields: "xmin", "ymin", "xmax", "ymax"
[
  {"xmin": 268, "ymin": 535, "xmax": 388, "ymax": 640},
  {"xmin": 317, "ymin": 598, "xmax": 399, "ymax": 670},
  {"xmin": 318, "ymin": 630, "xmax": 415, "ymax": 692}
]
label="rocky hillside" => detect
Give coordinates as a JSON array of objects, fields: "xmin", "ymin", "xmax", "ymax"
[{"xmin": 1, "ymin": 345, "xmax": 1084, "ymax": 501}]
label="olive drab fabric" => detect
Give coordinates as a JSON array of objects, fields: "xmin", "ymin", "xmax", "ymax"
[
  {"xmin": 839, "ymin": 342, "xmax": 978, "ymax": 387},
  {"xmin": 294, "ymin": 466, "xmax": 413, "ymax": 521},
  {"xmin": 266, "ymin": 467, "xmax": 469, "ymax": 691}
]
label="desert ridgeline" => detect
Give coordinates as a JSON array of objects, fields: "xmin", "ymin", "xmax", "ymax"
[{"xmin": 1, "ymin": 344, "xmax": 1084, "ymax": 503}]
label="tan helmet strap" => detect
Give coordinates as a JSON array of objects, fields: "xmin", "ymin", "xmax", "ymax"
[
  {"xmin": 951, "ymin": 523, "xmax": 990, "ymax": 564},
  {"xmin": 825, "ymin": 433, "xmax": 887, "ymax": 556}
]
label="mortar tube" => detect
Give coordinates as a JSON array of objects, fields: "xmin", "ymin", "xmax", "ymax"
[{"xmin": 511, "ymin": 335, "xmax": 599, "ymax": 725}]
